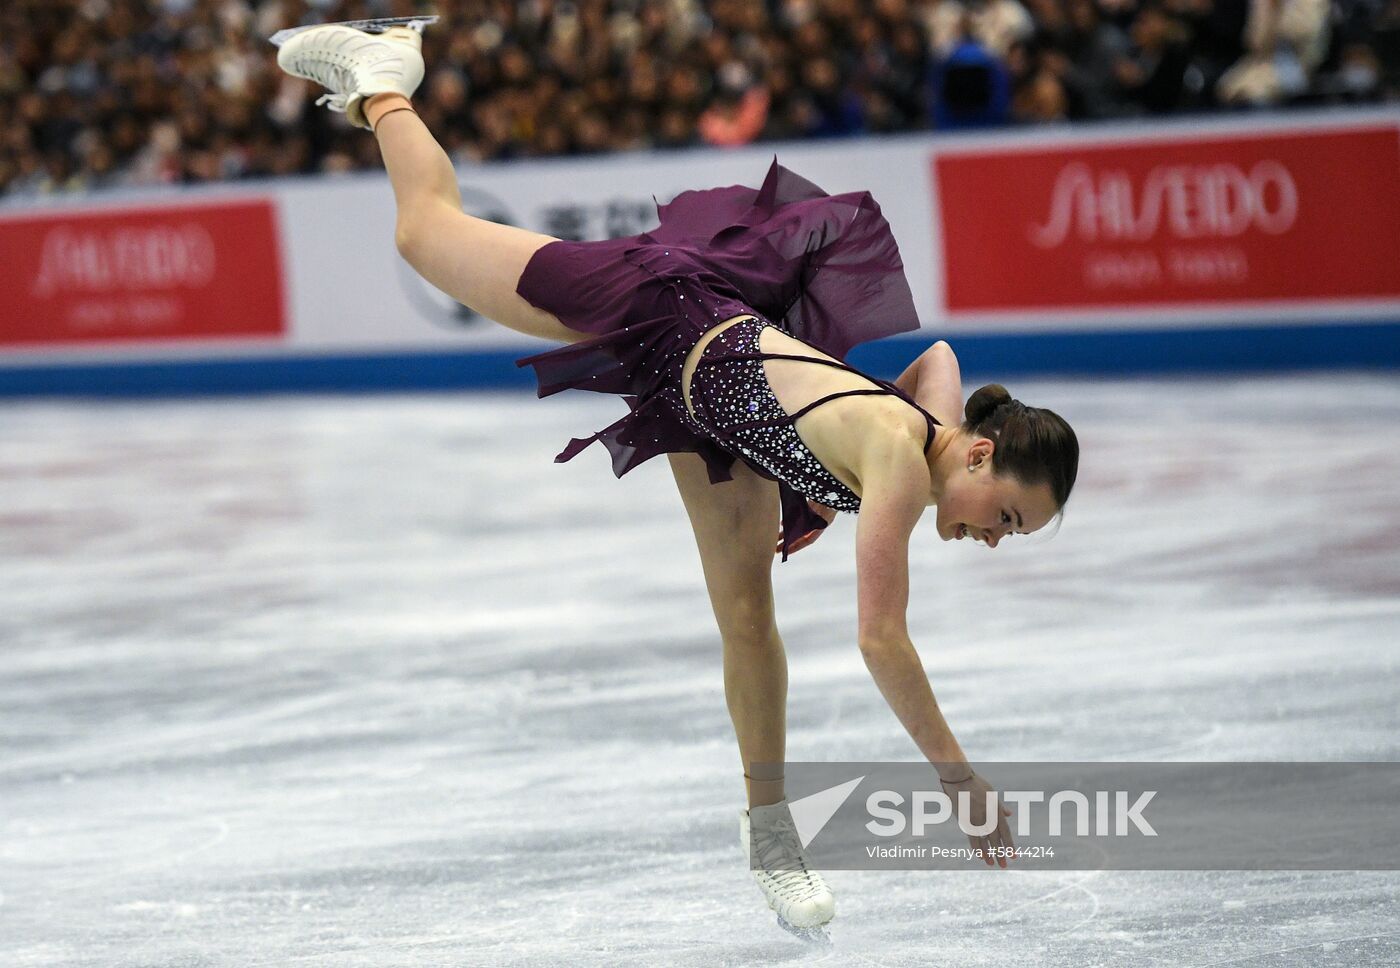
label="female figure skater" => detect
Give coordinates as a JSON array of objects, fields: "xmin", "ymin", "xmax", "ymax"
[{"xmin": 277, "ymin": 23, "xmax": 1078, "ymax": 939}]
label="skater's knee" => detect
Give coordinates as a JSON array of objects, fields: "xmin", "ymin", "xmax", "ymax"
[
  {"xmin": 722, "ymin": 627, "xmax": 784, "ymax": 660},
  {"xmin": 716, "ymin": 593, "xmax": 781, "ymax": 650}
]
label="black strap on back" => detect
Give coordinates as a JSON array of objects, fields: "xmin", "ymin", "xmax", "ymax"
[
  {"xmin": 789, "ymin": 388, "xmax": 894, "ymax": 420},
  {"xmin": 699, "ymin": 350, "xmax": 939, "ymax": 452}
]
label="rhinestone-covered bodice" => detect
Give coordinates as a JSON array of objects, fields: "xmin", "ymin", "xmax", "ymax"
[{"xmin": 680, "ymin": 316, "xmax": 939, "ymax": 512}]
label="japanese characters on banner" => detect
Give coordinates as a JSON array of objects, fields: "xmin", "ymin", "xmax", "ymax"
[
  {"xmin": 0, "ymin": 199, "xmax": 286, "ymax": 348},
  {"xmin": 933, "ymin": 123, "xmax": 1400, "ymax": 315}
]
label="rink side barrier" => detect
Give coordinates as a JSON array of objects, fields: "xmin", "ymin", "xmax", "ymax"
[
  {"xmin": 3, "ymin": 321, "xmax": 1396, "ymax": 397},
  {"xmin": 2, "ymin": 108, "xmax": 1398, "ymax": 396}
]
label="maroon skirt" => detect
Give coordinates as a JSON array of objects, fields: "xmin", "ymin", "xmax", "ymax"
[{"xmin": 514, "ymin": 159, "xmax": 921, "ymax": 560}]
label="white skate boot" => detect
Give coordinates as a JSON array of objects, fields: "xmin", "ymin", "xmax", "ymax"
[
  {"xmin": 275, "ymin": 23, "xmax": 426, "ymax": 129},
  {"xmin": 740, "ymin": 800, "xmax": 835, "ymax": 944}
]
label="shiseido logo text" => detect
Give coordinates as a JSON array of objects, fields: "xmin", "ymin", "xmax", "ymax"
[
  {"xmin": 31, "ymin": 224, "xmax": 218, "ymax": 296},
  {"xmin": 1029, "ymin": 161, "xmax": 1299, "ymax": 248}
]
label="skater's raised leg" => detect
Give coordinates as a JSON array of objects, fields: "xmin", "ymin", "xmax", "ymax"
[
  {"xmin": 373, "ymin": 108, "xmax": 582, "ymax": 343},
  {"xmin": 277, "ymin": 23, "xmax": 582, "ymax": 344}
]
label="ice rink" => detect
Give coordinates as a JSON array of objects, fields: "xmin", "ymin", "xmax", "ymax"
[{"xmin": 2, "ymin": 373, "xmax": 1398, "ymax": 967}]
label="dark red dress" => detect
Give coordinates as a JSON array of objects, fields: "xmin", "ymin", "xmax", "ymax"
[{"xmin": 514, "ymin": 159, "xmax": 925, "ymax": 560}]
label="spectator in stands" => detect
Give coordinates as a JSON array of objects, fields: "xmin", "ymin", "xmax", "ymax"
[
  {"xmin": 1168, "ymin": 0, "xmax": 1249, "ymax": 109},
  {"xmin": 1331, "ymin": 42, "xmax": 1384, "ymax": 100},
  {"xmin": 698, "ymin": 63, "xmax": 771, "ymax": 147},
  {"xmin": 1217, "ymin": 0, "xmax": 1331, "ymax": 104},
  {"xmin": 794, "ymin": 56, "xmax": 868, "ymax": 137},
  {"xmin": 1013, "ymin": 62, "xmax": 1074, "ymax": 120},
  {"xmin": 930, "ymin": 20, "xmax": 1014, "ymax": 127},
  {"xmin": 1378, "ymin": 0, "xmax": 1400, "ymax": 95},
  {"xmin": 1061, "ymin": 0, "xmax": 1134, "ymax": 117},
  {"xmin": 930, "ymin": 0, "xmax": 1038, "ymax": 56},
  {"xmin": 1113, "ymin": 3, "xmax": 1193, "ymax": 112}
]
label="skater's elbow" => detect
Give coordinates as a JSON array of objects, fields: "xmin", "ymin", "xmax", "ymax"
[{"xmin": 858, "ymin": 631, "xmax": 912, "ymax": 665}]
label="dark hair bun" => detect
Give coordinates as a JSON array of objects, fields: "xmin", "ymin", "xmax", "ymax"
[
  {"xmin": 964, "ymin": 383, "xmax": 1013, "ymax": 426},
  {"xmin": 959, "ymin": 383, "xmax": 1079, "ymax": 509}
]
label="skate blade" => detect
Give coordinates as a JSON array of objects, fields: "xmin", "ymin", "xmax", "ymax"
[
  {"xmin": 776, "ymin": 916, "xmax": 832, "ymax": 946},
  {"xmin": 269, "ymin": 16, "xmax": 439, "ymax": 47}
]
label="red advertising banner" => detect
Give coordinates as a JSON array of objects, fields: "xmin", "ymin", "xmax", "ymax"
[
  {"xmin": 934, "ymin": 125, "xmax": 1400, "ymax": 313},
  {"xmin": 0, "ymin": 199, "xmax": 286, "ymax": 347}
]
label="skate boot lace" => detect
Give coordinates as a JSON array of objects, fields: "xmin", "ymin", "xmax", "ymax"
[
  {"xmin": 752, "ymin": 816, "xmax": 827, "ymax": 901},
  {"xmin": 288, "ymin": 56, "xmax": 356, "ymax": 113},
  {"xmin": 313, "ymin": 90, "xmax": 349, "ymax": 114}
]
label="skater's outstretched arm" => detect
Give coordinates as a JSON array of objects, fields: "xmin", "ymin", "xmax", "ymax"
[
  {"xmin": 851, "ymin": 434, "xmax": 1016, "ymax": 866},
  {"xmin": 851, "ymin": 445, "xmax": 963, "ymax": 767},
  {"xmin": 851, "ymin": 465, "xmax": 1019, "ymax": 868}
]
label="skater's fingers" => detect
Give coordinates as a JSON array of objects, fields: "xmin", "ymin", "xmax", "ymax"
[
  {"xmin": 968, "ymin": 834, "xmax": 989, "ymax": 866},
  {"xmin": 805, "ymin": 499, "xmax": 838, "ymax": 523},
  {"xmin": 775, "ymin": 530, "xmax": 822, "ymax": 556},
  {"xmin": 987, "ymin": 831, "xmax": 1007, "ymax": 868},
  {"xmin": 997, "ymin": 811, "xmax": 1018, "ymax": 867}
]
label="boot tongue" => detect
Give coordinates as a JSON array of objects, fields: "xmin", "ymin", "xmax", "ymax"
[{"xmin": 749, "ymin": 801, "xmax": 806, "ymax": 871}]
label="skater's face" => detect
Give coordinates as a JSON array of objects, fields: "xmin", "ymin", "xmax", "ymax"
[{"xmin": 936, "ymin": 440, "xmax": 1059, "ymax": 548}]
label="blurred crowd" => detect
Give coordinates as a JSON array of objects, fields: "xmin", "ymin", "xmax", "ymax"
[{"xmin": 3, "ymin": 0, "xmax": 1398, "ymax": 196}]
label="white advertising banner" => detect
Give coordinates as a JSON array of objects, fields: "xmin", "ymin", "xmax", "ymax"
[{"xmin": 2, "ymin": 107, "xmax": 1397, "ymax": 373}]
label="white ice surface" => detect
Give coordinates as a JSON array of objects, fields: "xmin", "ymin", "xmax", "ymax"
[{"xmin": 1, "ymin": 375, "xmax": 1398, "ymax": 966}]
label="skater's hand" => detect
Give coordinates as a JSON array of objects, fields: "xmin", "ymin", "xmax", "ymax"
[
  {"xmin": 774, "ymin": 501, "xmax": 838, "ymax": 556},
  {"xmin": 942, "ymin": 771, "xmax": 1016, "ymax": 869}
]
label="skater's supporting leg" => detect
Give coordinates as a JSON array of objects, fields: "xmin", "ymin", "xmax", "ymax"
[
  {"xmin": 370, "ymin": 100, "xmax": 584, "ymax": 344},
  {"xmin": 667, "ymin": 453, "xmax": 788, "ymax": 808}
]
